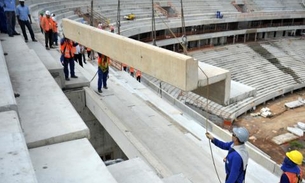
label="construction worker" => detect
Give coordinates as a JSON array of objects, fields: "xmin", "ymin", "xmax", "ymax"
[
  {"xmin": 97, "ymin": 53, "xmax": 110, "ymax": 93},
  {"xmin": 206, "ymin": 127, "xmax": 249, "ymax": 183},
  {"xmin": 129, "ymin": 67, "xmax": 134, "ymax": 77},
  {"xmin": 122, "ymin": 63, "xmax": 127, "ymax": 71},
  {"xmin": 60, "ymin": 37, "xmax": 77, "ymax": 81},
  {"xmin": 0, "ymin": 0, "xmax": 20, "ymax": 37},
  {"xmin": 16, "ymin": 0, "xmax": 37, "ymax": 42},
  {"xmin": 41, "ymin": 10, "xmax": 53, "ymax": 50},
  {"xmin": 136, "ymin": 70, "xmax": 141, "ymax": 82},
  {"xmin": 38, "ymin": 11, "xmax": 44, "ymax": 33},
  {"xmin": 280, "ymin": 150, "xmax": 303, "ymax": 183},
  {"xmin": 86, "ymin": 47, "xmax": 92, "ymax": 60},
  {"xmin": 51, "ymin": 15, "xmax": 58, "ymax": 46}
]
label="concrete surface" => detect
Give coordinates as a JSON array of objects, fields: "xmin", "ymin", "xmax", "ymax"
[
  {"xmin": 29, "ymin": 138, "xmax": 118, "ymax": 183},
  {"xmin": 162, "ymin": 174, "xmax": 193, "ymax": 183},
  {"xmin": 27, "ymin": 39, "xmax": 65, "ymax": 88},
  {"xmin": 0, "ymin": 111, "xmax": 37, "ymax": 183},
  {"xmin": 1, "ymin": 34, "xmax": 89, "ymax": 148},
  {"xmin": 108, "ymin": 157, "xmax": 163, "ymax": 183},
  {"xmin": 0, "ymin": 41, "xmax": 17, "ymax": 113}
]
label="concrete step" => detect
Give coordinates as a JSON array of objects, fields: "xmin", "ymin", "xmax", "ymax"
[
  {"xmin": 0, "ymin": 41, "xmax": 17, "ymax": 113},
  {"xmin": 0, "ymin": 34, "xmax": 89, "ymax": 149},
  {"xmin": 108, "ymin": 157, "xmax": 164, "ymax": 183},
  {"xmin": 29, "ymin": 138, "xmax": 118, "ymax": 183},
  {"xmin": 0, "ymin": 111, "xmax": 38, "ymax": 183}
]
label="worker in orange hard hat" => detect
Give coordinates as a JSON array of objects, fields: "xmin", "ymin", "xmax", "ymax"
[{"xmin": 280, "ymin": 150, "xmax": 303, "ymax": 183}]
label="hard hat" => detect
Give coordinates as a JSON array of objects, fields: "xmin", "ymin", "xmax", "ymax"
[
  {"xmin": 45, "ymin": 10, "xmax": 51, "ymax": 16},
  {"xmin": 19, "ymin": 0, "xmax": 25, "ymax": 2},
  {"xmin": 232, "ymin": 127, "xmax": 249, "ymax": 143},
  {"xmin": 286, "ymin": 150, "xmax": 303, "ymax": 165}
]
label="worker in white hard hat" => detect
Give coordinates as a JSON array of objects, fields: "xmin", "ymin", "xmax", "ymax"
[
  {"xmin": 206, "ymin": 127, "xmax": 249, "ymax": 183},
  {"xmin": 40, "ymin": 10, "xmax": 54, "ymax": 49},
  {"xmin": 280, "ymin": 150, "xmax": 303, "ymax": 183}
]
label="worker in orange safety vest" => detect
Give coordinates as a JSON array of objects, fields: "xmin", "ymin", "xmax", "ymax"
[
  {"xmin": 60, "ymin": 37, "xmax": 77, "ymax": 81},
  {"xmin": 41, "ymin": 10, "xmax": 53, "ymax": 49},
  {"xmin": 97, "ymin": 53, "xmax": 110, "ymax": 93},
  {"xmin": 136, "ymin": 70, "xmax": 141, "ymax": 82},
  {"xmin": 280, "ymin": 150, "xmax": 303, "ymax": 183}
]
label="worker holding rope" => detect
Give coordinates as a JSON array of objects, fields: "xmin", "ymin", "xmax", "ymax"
[{"xmin": 206, "ymin": 127, "xmax": 249, "ymax": 183}]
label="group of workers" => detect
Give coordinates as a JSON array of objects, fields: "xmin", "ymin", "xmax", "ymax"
[
  {"xmin": 0, "ymin": 0, "xmax": 38, "ymax": 42},
  {"xmin": 206, "ymin": 127, "xmax": 303, "ymax": 183},
  {"xmin": 122, "ymin": 63, "xmax": 142, "ymax": 83}
]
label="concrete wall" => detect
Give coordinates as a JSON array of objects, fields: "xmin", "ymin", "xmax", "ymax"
[{"xmin": 64, "ymin": 89, "xmax": 126, "ymax": 160}]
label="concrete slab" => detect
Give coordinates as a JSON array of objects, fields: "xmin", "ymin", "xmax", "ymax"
[
  {"xmin": 1, "ymin": 35, "xmax": 89, "ymax": 148},
  {"xmin": 0, "ymin": 41, "xmax": 17, "ymax": 112},
  {"xmin": 0, "ymin": 111, "xmax": 37, "ymax": 183},
  {"xmin": 27, "ymin": 40, "xmax": 65, "ymax": 88},
  {"xmin": 162, "ymin": 173, "xmax": 193, "ymax": 183},
  {"xmin": 229, "ymin": 80, "xmax": 256, "ymax": 103},
  {"xmin": 108, "ymin": 157, "xmax": 163, "ymax": 183},
  {"xmin": 62, "ymin": 19, "xmax": 198, "ymax": 91},
  {"xmin": 194, "ymin": 62, "xmax": 231, "ymax": 105},
  {"xmin": 29, "ymin": 138, "xmax": 118, "ymax": 183},
  {"xmin": 272, "ymin": 133, "xmax": 299, "ymax": 145}
]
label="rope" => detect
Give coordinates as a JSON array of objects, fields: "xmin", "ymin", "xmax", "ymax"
[
  {"xmin": 198, "ymin": 66, "xmax": 222, "ymax": 183},
  {"xmin": 157, "ymin": 12, "xmax": 222, "ymax": 183}
]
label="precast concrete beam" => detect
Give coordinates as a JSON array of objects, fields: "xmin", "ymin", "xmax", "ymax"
[
  {"xmin": 194, "ymin": 62, "xmax": 231, "ymax": 105},
  {"xmin": 62, "ymin": 19, "xmax": 198, "ymax": 91}
]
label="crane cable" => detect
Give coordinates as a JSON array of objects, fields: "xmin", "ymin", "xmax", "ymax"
[{"xmin": 156, "ymin": 13, "xmax": 222, "ymax": 183}]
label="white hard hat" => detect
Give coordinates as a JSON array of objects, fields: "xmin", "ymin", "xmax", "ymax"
[
  {"xmin": 233, "ymin": 127, "xmax": 249, "ymax": 143},
  {"xmin": 45, "ymin": 10, "xmax": 51, "ymax": 16},
  {"xmin": 19, "ymin": 0, "xmax": 25, "ymax": 2}
]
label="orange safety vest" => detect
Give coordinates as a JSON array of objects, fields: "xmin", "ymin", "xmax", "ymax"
[
  {"xmin": 136, "ymin": 70, "xmax": 141, "ymax": 77},
  {"xmin": 284, "ymin": 170, "xmax": 302, "ymax": 183},
  {"xmin": 129, "ymin": 67, "xmax": 134, "ymax": 73},
  {"xmin": 52, "ymin": 20, "xmax": 58, "ymax": 33},
  {"xmin": 98, "ymin": 55, "xmax": 110, "ymax": 72},
  {"xmin": 41, "ymin": 17, "xmax": 53, "ymax": 31},
  {"xmin": 61, "ymin": 41, "xmax": 75, "ymax": 58}
]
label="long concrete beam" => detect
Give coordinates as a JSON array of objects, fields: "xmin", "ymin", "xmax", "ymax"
[{"xmin": 62, "ymin": 19, "xmax": 198, "ymax": 91}]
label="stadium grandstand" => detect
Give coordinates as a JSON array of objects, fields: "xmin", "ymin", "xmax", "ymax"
[{"xmin": 1, "ymin": 0, "xmax": 305, "ymax": 182}]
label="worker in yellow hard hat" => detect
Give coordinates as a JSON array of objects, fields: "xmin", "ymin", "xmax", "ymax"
[{"xmin": 280, "ymin": 150, "xmax": 303, "ymax": 183}]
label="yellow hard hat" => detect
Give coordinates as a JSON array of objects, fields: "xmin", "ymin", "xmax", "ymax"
[{"xmin": 286, "ymin": 150, "xmax": 303, "ymax": 165}]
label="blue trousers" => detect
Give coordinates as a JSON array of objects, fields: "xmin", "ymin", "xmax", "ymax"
[
  {"xmin": 97, "ymin": 68, "xmax": 108, "ymax": 90},
  {"xmin": 19, "ymin": 20, "xmax": 35, "ymax": 41},
  {"xmin": 63, "ymin": 57, "xmax": 75, "ymax": 79},
  {"xmin": 5, "ymin": 11, "xmax": 17, "ymax": 36}
]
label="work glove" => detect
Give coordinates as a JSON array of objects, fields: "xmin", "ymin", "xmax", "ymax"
[{"xmin": 205, "ymin": 132, "xmax": 214, "ymax": 141}]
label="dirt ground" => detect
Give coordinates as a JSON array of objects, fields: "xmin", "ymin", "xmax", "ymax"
[{"xmin": 234, "ymin": 89, "xmax": 305, "ymax": 177}]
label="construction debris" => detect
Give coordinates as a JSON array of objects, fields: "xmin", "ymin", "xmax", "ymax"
[
  {"xmin": 287, "ymin": 127, "xmax": 304, "ymax": 137},
  {"xmin": 250, "ymin": 107, "xmax": 272, "ymax": 118},
  {"xmin": 272, "ymin": 133, "xmax": 299, "ymax": 145},
  {"xmin": 297, "ymin": 122, "xmax": 305, "ymax": 130},
  {"xmin": 285, "ymin": 97, "xmax": 305, "ymax": 109}
]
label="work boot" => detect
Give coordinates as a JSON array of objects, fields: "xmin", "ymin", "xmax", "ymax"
[
  {"xmin": 71, "ymin": 75, "xmax": 78, "ymax": 78},
  {"xmin": 98, "ymin": 89, "xmax": 102, "ymax": 93}
]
